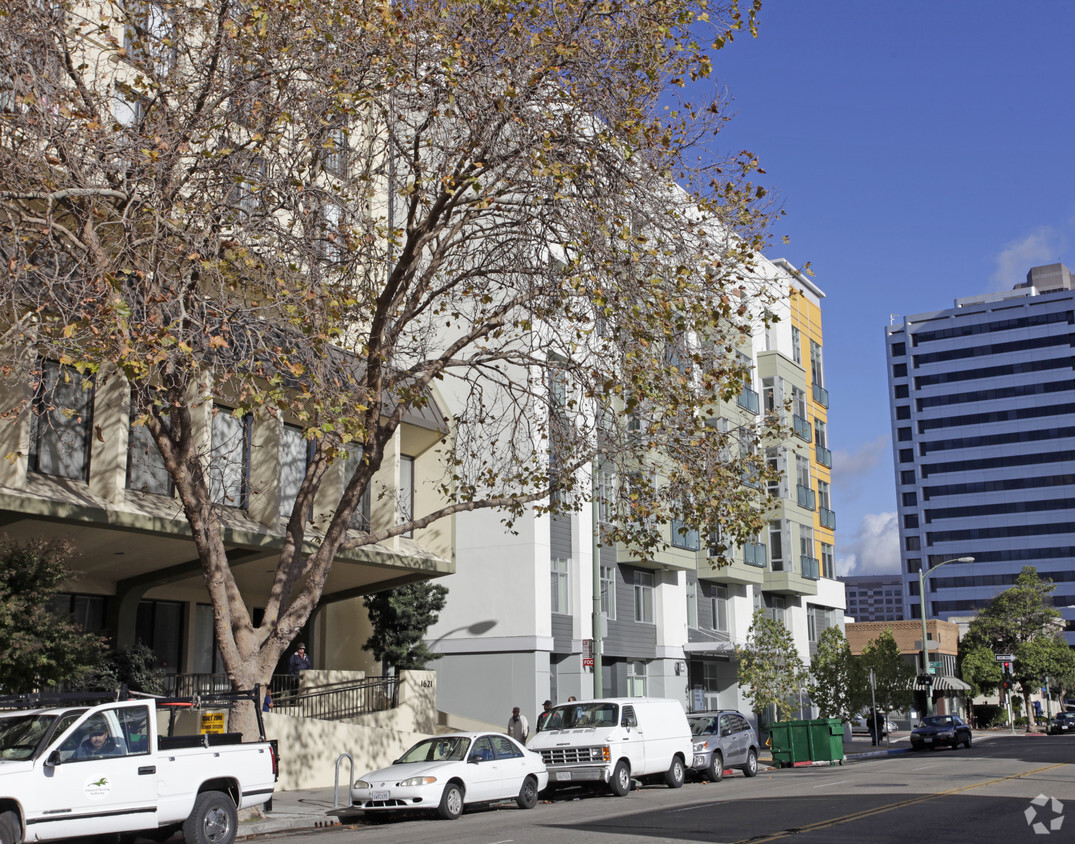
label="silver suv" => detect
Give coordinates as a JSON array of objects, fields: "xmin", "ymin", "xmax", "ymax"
[{"xmin": 688, "ymin": 710, "xmax": 760, "ymax": 782}]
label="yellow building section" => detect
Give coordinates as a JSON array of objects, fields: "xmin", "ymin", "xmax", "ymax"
[{"xmin": 790, "ymin": 287, "xmax": 835, "ymax": 578}]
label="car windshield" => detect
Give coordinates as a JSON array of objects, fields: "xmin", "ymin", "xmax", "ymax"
[
  {"xmin": 397, "ymin": 736, "xmax": 471, "ymax": 764},
  {"xmin": 921, "ymin": 716, "xmax": 954, "ymax": 728},
  {"xmin": 0, "ymin": 714, "xmax": 60, "ymax": 760},
  {"xmin": 689, "ymin": 716, "xmax": 719, "ymax": 736},
  {"xmin": 540, "ymin": 703, "xmax": 619, "ymax": 731}
]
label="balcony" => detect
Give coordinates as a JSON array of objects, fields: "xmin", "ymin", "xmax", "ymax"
[
  {"xmin": 796, "ymin": 484, "xmax": 816, "ymax": 510},
  {"xmin": 699, "ymin": 554, "xmax": 765, "ymax": 586},
  {"xmin": 819, "ymin": 507, "xmax": 836, "ymax": 529},
  {"xmin": 801, "ymin": 555, "xmax": 820, "ymax": 580},
  {"xmin": 816, "ymin": 444, "xmax": 832, "ymax": 468},
  {"xmin": 793, "ymin": 414, "xmax": 812, "ymax": 442},
  {"xmin": 743, "ymin": 540, "xmax": 768, "ymax": 568},
  {"xmin": 737, "ymin": 387, "xmax": 760, "ymax": 414},
  {"xmin": 764, "ymin": 568, "xmax": 818, "ymax": 597},
  {"xmin": 812, "ymin": 383, "xmax": 829, "ymax": 407}
]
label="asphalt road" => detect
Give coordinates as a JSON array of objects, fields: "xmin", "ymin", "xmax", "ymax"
[{"xmin": 266, "ymin": 733, "xmax": 1075, "ymax": 844}]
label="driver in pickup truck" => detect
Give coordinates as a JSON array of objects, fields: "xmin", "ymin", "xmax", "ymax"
[{"xmin": 75, "ymin": 724, "xmax": 124, "ymax": 759}]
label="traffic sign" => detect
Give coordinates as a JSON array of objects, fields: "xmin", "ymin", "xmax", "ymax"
[
  {"xmin": 995, "ymin": 654, "xmax": 1015, "ymax": 663},
  {"xmin": 583, "ymin": 657, "xmax": 594, "ymax": 668},
  {"xmin": 929, "ymin": 661, "xmax": 943, "ymax": 671}
]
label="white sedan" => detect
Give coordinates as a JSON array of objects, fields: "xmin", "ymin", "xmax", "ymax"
[{"xmin": 351, "ymin": 732, "xmax": 548, "ymax": 820}]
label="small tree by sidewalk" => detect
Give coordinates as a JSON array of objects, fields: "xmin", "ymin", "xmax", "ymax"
[
  {"xmin": 809, "ymin": 626, "xmax": 861, "ymax": 724},
  {"xmin": 737, "ymin": 609, "xmax": 810, "ymax": 727},
  {"xmin": 363, "ymin": 582, "xmax": 449, "ymax": 672},
  {"xmin": 856, "ymin": 629, "xmax": 914, "ymax": 721}
]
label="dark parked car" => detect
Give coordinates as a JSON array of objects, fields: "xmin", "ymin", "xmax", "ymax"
[
  {"xmin": 910, "ymin": 714, "xmax": 972, "ymax": 750},
  {"xmin": 1049, "ymin": 712, "xmax": 1075, "ymax": 734},
  {"xmin": 687, "ymin": 710, "xmax": 760, "ymax": 782}
]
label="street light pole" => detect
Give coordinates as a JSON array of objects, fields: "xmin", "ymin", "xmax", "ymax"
[{"xmin": 918, "ymin": 556, "xmax": 974, "ymax": 717}]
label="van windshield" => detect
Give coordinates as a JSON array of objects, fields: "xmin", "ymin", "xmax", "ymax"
[{"xmin": 539, "ymin": 703, "xmax": 619, "ymax": 731}]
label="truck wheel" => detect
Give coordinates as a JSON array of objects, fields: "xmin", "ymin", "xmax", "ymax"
[
  {"xmin": 437, "ymin": 782, "xmax": 464, "ymax": 820},
  {"xmin": 742, "ymin": 748, "xmax": 758, "ymax": 777},
  {"xmin": 609, "ymin": 760, "xmax": 631, "ymax": 796},
  {"xmin": 664, "ymin": 756, "xmax": 685, "ymax": 789},
  {"xmin": 183, "ymin": 791, "xmax": 237, "ymax": 844},
  {"xmin": 0, "ymin": 811, "xmax": 20, "ymax": 844}
]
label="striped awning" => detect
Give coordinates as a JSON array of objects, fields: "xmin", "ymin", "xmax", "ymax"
[{"xmin": 912, "ymin": 675, "xmax": 972, "ymax": 692}]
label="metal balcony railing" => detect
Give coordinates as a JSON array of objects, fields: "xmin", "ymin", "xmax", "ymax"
[
  {"xmin": 812, "ymin": 383, "xmax": 829, "ymax": 407},
  {"xmin": 793, "ymin": 414, "xmax": 812, "ymax": 442},
  {"xmin": 816, "ymin": 444, "xmax": 832, "ymax": 467},
  {"xmin": 743, "ymin": 541, "xmax": 768, "ymax": 568},
  {"xmin": 737, "ymin": 387, "xmax": 760, "ymax": 414},
  {"xmin": 801, "ymin": 555, "xmax": 821, "ymax": 580},
  {"xmin": 819, "ymin": 507, "xmax": 836, "ymax": 529},
  {"xmin": 796, "ymin": 484, "xmax": 816, "ymax": 510}
]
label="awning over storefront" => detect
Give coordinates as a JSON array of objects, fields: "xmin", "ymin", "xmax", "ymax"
[{"xmin": 912, "ymin": 675, "xmax": 972, "ymax": 692}]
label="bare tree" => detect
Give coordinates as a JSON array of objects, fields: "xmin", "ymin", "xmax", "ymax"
[{"xmin": 1, "ymin": 0, "xmax": 778, "ymax": 733}]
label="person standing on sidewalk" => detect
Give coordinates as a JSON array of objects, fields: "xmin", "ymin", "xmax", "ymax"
[{"xmin": 507, "ymin": 706, "xmax": 529, "ymax": 743}]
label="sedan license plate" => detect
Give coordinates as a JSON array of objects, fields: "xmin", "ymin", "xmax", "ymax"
[
  {"xmin": 553, "ymin": 771, "xmax": 573, "ymax": 782},
  {"xmin": 924, "ymin": 737, "xmax": 933, "ymax": 743},
  {"xmin": 371, "ymin": 790, "xmax": 391, "ymax": 801}
]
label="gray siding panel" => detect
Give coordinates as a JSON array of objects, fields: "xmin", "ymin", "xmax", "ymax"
[
  {"xmin": 550, "ymin": 514, "xmax": 572, "ymax": 558},
  {"xmin": 551, "ymin": 613, "xmax": 573, "ymax": 652},
  {"xmin": 603, "ymin": 563, "xmax": 657, "ymax": 658}
]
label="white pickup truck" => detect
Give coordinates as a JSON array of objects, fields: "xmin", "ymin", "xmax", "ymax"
[{"xmin": 0, "ymin": 689, "xmax": 277, "ymax": 844}]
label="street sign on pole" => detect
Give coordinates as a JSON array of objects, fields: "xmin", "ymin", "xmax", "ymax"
[{"xmin": 995, "ymin": 653, "xmax": 1015, "ymax": 663}]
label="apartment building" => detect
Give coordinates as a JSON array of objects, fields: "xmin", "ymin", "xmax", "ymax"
[
  {"xmin": 842, "ymin": 574, "xmax": 905, "ymax": 622},
  {"xmin": 430, "ymin": 257, "xmax": 846, "ymax": 728},
  {"xmin": 0, "ymin": 362, "xmax": 453, "ymax": 680},
  {"xmin": 885, "ymin": 263, "xmax": 1075, "ymax": 645}
]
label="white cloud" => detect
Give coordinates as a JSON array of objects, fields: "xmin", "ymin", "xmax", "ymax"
[
  {"xmin": 835, "ymin": 511, "xmax": 901, "ymax": 578},
  {"xmin": 831, "ymin": 434, "xmax": 889, "ymax": 497},
  {"xmin": 989, "ymin": 226, "xmax": 1070, "ymax": 291}
]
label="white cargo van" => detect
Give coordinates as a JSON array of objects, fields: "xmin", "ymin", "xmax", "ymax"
[{"xmin": 528, "ymin": 697, "xmax": 693, "ymax": 796}]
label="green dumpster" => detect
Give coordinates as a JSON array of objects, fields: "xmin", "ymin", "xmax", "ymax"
[{"xmin": 769, "ymin": 718, "xmax": 844, "ymax": 767}]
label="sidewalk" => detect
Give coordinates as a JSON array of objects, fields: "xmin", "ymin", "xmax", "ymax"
[{"xmin": 235, "ymin": 733, "xmax": 918, "ymax": 839}]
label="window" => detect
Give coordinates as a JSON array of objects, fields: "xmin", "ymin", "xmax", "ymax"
[
  {"xmin": 210, "ymin": 405, "xmax": 250, "ymax": 508},
  {"xmin": 896, "ymin": 405, "xmax": 911, "ymax": 420},
  {"xmin": 712, "ymin": 585, "xmax": 728, "ymax": 633},
  {"xmin": 399, "ymin": 454, "xmax": 414, "ymax": 537},
  {"xmin": 30, "ymin": 360, "xmax": 94, "ymax": 481},
  {"xmin": 600, "ymin": 565, "xmax": 616, "ymax": 620},
  {"xmin": 763, "ymin": 311, "xmax": 777, "ymax": 352},
  {"xmin": 818, "ymin": 480, "xmax": 832, "ymax": 511},
  {"xmin": 800, "ymin": 525, "xmax": 815, "ymax": 576},
  {"xmin": 686, "ymin": 580, "xmax": 698, "ymax": 629},
  {"xmin": 814, "ymin": 419, "xmax": 828, "ymax": 449},
  {"xmin": 904, "ymin": 513, "xmax": 919, "ymax": 529},
  {"xmin": 902, "ymin": 491, "xmax": 918, "ymax": 507},
  {"xmin": 898, "ymin": 427, "xmax": 912, "ymax": 442},
  {"xmin": 633, "ymin": 570, "xmax": 654, "ymax": 623},
  {"xmin": 323, "ymin": 122, "xmax": 350, "ymax": 177},
  {"xmin": 671, "ymin": 514, "xmax": 699, "ymax": 551},
  {"xmin": 766, "ymin": 447, "xmax": 785, "ymax": 498},
  {"xmin": 597, "ymin": 465, "xmax": 615, "ymax": 524},
  {"xmin": 895, "ymin": 384, "xmax": 909, "ymax": 399},
  {"xmin": 551, "ymin": 557, "xmax": 569, "ymax": 614},
  {"xmin": 820, "ymin": 543, "xmax": 835, "ymax": 579},
  {"xmin": 892, "ymin": 363, "xmax": 907, "ymax": 378},
  {"xmin": 901, "ymin": 469, "xmax": 916, "ymax": 484},
  {"xmin": 279, "ymin": 424, "xmax": 314, "ymax": 519},
  {"xmin": 769, "ymin": 520, "xmax": 785, "ymax": 571},
  {"xmin": 123, "ymin": 0, "xmax": 175, "ymax": 73},
  {"xmin": 627, "ymin": 661, "xmax": 647, "ymax": 697},
  {"xmin": 899, "ymin": 448, "xmax": 914, "ymax": 463},
  {"xmin": 126, "ymin": 396, "xmax": 171, "ymax": 496},
  {"xmin": 891, "ymin": 342, "xmax": 906, "ymax": 357},
  {"xmin": 319, "ymin": 201, "xmax": 345, "ymax": 263},
  {"xmin": 791, "ymin": 326, "xmax": 802, "ymax": 364},
  {"xmin": 810, "ymin": 340, "xmax": 825, "ymax": 388},
  {"xmin": 905, "ymin": 535, "xmax": 921, "ymax": 551},
  {"xmin": 343, "ymin": 445, "xmax": 372, "ymax": 531},
  {"xmin": 769, "ymin": 595, "xmax": 786, "ymax": 626},
  {"xmin": 762, "ymin": 376, "xmax": 782, "ymax": 417}
]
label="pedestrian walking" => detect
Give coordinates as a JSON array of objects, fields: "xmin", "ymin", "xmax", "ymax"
[
  {"xmin": 507, "ymin": 706, "xmax": 529, "ymax": 742},
  {"xmin": 536, "ymin": 699, "xmax": 553, "ymax": 731}
]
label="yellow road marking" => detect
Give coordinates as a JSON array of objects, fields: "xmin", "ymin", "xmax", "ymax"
[{"xmin": 734, "ymin": 762, "xmax": 1070, "ymax": 844}]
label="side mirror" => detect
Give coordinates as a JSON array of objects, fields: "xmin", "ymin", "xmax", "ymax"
[
  {"xmin": 468, "ymin": 754, "xmax": 482, "ymax": 764},
  {"xmin": 46, "ymin": 750, "xmax": 62, "ymax": 767},
  {"xmin": 721, "ymin": 728, "xmax": 732, "ymax": 737}
]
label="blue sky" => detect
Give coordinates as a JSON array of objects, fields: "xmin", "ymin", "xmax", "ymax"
[{"xmin": 699, "ymin": 0, "xmax": 1075, "ymax": 577}]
